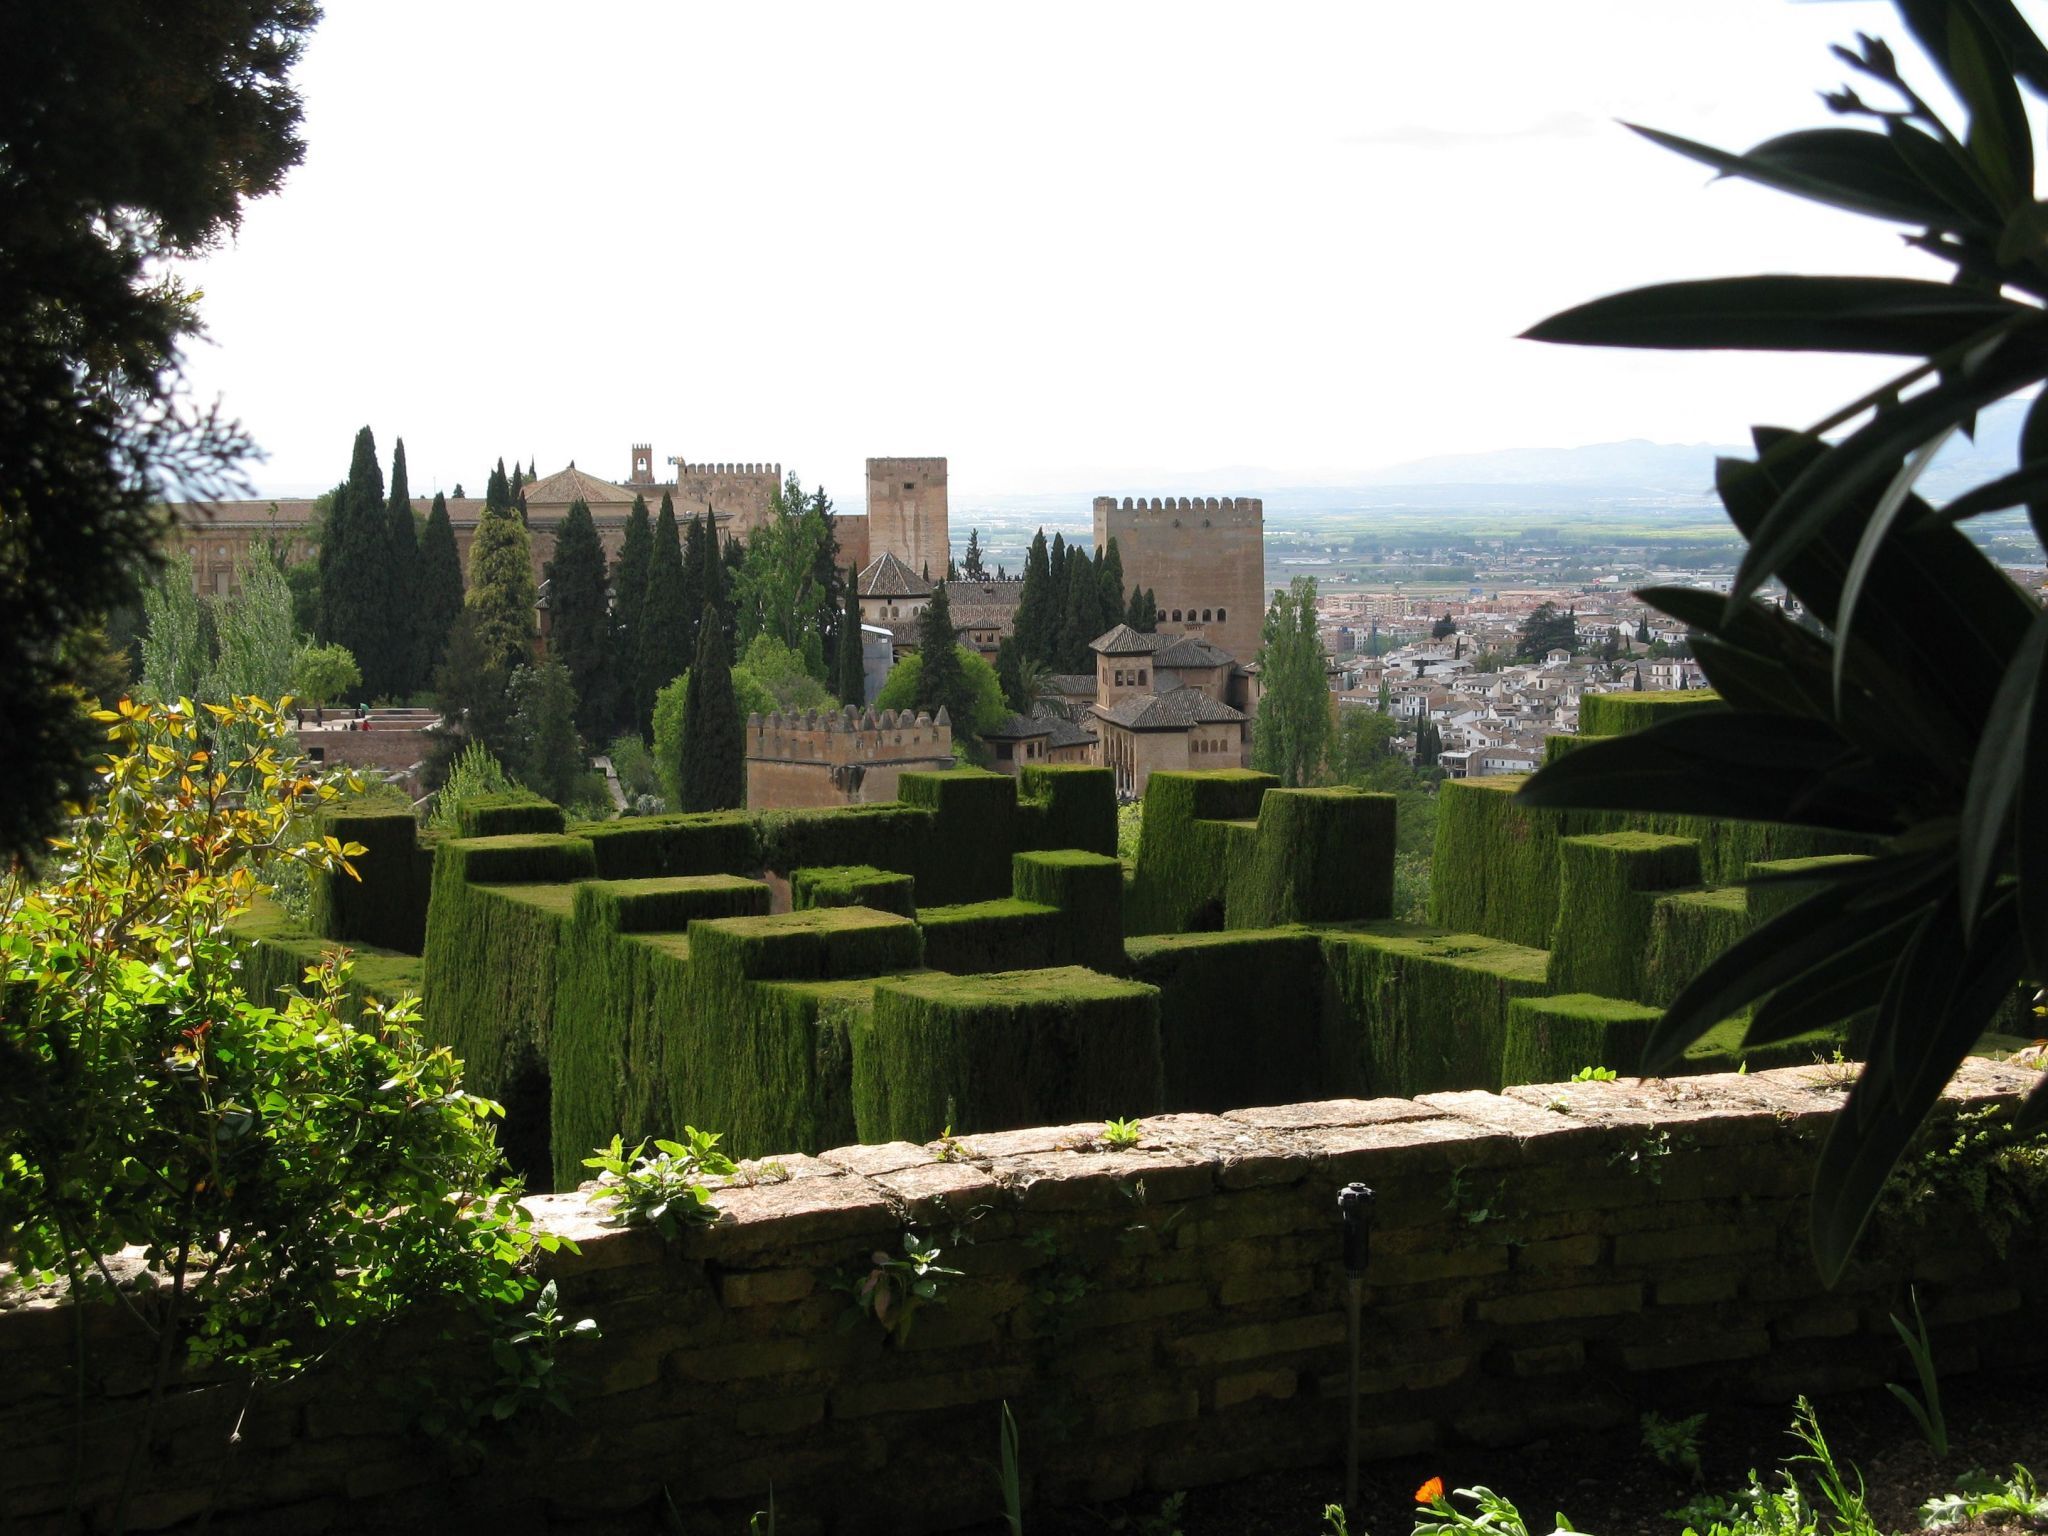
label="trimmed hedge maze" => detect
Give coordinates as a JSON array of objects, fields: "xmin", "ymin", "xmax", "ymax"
[{"xmin": 235, "ymin": 699, "xmax": 1931, "ymax": 1182}]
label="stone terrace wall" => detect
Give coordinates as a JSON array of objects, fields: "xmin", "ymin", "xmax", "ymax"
[{"xmin": 6, "ymin": 1064, "xmax": 2045, "ymax": 1536}]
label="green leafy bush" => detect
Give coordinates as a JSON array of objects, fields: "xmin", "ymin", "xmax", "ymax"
[{"xmin": 583, "ymin": 1129, "xmax": 736, "ymax": 1239}]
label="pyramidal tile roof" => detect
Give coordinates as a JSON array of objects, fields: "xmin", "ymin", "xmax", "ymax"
[
  {"xmin": 858, "ymin": 551, "xmax": 931, "ymax": 598},
  {"xmin": 522, "ymin": 464, "xmax": 639, "ymax": 507}
]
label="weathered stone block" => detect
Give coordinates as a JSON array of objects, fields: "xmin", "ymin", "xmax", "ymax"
[
  {"xmin": 1213, "ymin": 1367, "xmax": 1298, "ymax": 1410},
  {"xmin": 1476, "ymin": 1283, "xmax": 1642, "ymax": 1326}
]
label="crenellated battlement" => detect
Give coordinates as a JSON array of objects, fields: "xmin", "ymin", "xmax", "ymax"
[
  {"xmin": 1091, "ymin": 495, "xmax": 1263, "ymax": 521},
  {"xmin": 680, "ymin": 462, "xmax": 781, "ymax": 478},
  {"xmin": 746, "ymin": 704, "xmax": 954, "ymax": 766}
]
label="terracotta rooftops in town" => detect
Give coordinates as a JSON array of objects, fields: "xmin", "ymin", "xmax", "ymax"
[
  {"xmin": 858, "ymin": 551, "xmax": 931, "ymax": 598},
  {"xmin": 1097, "ymin": 686, "xmax": 1247, "ymax": 730}
]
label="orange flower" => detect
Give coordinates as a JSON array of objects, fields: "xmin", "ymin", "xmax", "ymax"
[{"xmin": 1415, "ymin": 1476, "xmax": 1445, "ymax": 1504}]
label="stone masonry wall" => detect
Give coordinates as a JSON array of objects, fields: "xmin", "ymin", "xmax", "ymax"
[
  {"xmin": 5, "ymin": 1063, "xmax": 2043, "ymax": 1536},
  {"xmin": 1095, "ymin": 496, "xmax": 1265, "ymax": 664}
]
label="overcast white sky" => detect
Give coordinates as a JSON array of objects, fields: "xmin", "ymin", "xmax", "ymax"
[{"xmin": 175, "ymin": 1, "xmax": 1985, "ymax": 501}]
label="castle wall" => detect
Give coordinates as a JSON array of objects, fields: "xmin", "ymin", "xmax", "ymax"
[
  {"xmin": 745, "ymin": 706, "xmax": 955, "ymax": 809},
  {"xmin": 671, "ymin": 462, "xmax": 783, "ymax": 544},
  {"xmin": 866, "ymin": 457, "xmax": 949, "ymax": 579},
  {"xmin": 1094, "ymin": 495, "xmax": 1265, "ymax": 663}
]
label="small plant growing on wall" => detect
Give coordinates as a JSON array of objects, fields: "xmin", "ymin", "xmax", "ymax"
[
  {"xmin": 1102, "ymin": 1116, "xmax": 1144, "ymax": 1150},
  {"xmin": 839, "ymin": 1230, "xmax": 962, "ymax": 1345},
  {"xmin": 583, "ymin": 1129, "xmax": 736, "ymax": 1239}
]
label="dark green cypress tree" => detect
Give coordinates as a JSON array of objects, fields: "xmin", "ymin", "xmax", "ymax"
[
  {"xmin": 963, "ymin": 528, "xmax": 986, "ymax": 581},
  {"xmin": 914, "ymin": 584, "xmax": 970, "ymax": 736},
  {"xmin": 720, "ymin": 530, "xmax": 744, "ymax": 650},
  {"xmin": 807, "ymin": 484, "xmax": 844, "ymax": 679},
  {"xmin": 637, "ymin": 494, "xmax": 688, "ymax": 734},
  {"xmin": 382, "ymin": 438, "xmax": 420, "ymax": 698},
  {"xmin": 611, "ymin": 494, "xmax": 652, "ymax": 731},
  {"xmin": 1058, "ymin": 551, "xmax": 1099, "ymax": 672},
  {"xmin": 678, "ymin": 603, "xmax": 744, "ymax": 811},
  {"xmin": 996, "ymin": 636, "xmax": 1025, "ymax": 715},
  {"xmin": 679, "ymin": 506, "xmax": 707, "ymax": 662},
  {"xmin": 1098, "ymin": 539, "xmax": 1125, "ymax": 639},
  {"xmin": 1013, "ymin": 528, "xmax": 1052, "ymax": 665},
  {"xmin": 836, "ymin": 569, "xmax": 865, "ymax": 706},
  {"xmin": 416, "ymin": 491, "xmax": 464, "ymax": 683},
  {"xmin": 486, "ymin": 458, "xmax": 510, "ymax": 512},
  {"xmin": 546, "ymin": 496, "xmax": 612, "ymax": 735},
  {"xmin": 318, "ymin": 425, "xmax": 387, "ymax": 700},
  {"xmin": 509, "ymin": 463, "xmax": 526, "ymax": 525}
]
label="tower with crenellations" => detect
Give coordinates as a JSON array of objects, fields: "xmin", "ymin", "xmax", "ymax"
[
  {"xmin": 865, "ymin": 458, "xmax": 949, "ymax": 581},
  {"xmin": 1093, "ymin": 495, "xmax": 1265, "ymax": 664}
]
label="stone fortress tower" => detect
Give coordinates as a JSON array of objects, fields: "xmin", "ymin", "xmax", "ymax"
[
  {"xmin": 1093, "ymin": 495, "xmax": 1265, "ymax": 663},
  {"xmin": 865, "ymin": 458, "xmax": 949, "ymax": 580}
]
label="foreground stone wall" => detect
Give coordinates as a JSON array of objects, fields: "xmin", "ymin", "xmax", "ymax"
[{"xmin": 6, "ymin": 1063, "xmax": 2044, "ymax": 1536}]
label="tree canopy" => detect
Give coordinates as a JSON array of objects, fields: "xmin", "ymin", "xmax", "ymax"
[
  {"xmin": 1252, "ymin": 577, "xmax": 1331, "ymax": 788},
  {"xmin": 545, "ymin": 497, "xmax": 612, "ymax": 735},
  {"xmin": 0, "ymin": 0, "xmax": 319, "ymax": 863}
]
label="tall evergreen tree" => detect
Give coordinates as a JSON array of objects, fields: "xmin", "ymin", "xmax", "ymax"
[
  {"xmin": 1013, "ymin": 528, "xmax": 1053, "ymax": 665},
  {"xmin": 913, "ymin": 584, "xmax": 972, "ymax": 733},
  {"xmin": 611, "ymin": 494, "xmax": 653, "ymax": 730},
  {"xmin": 1058, "ymin": 551, "xmax": 1101, "ymax": 672},
  {"xmin": 318, "ymin": 425, "xmax": 387, "ymax": 700},
  {"xmin": 465, "ymin": 494, "xmax": 537, "ymax": 669},
  {"xmin": 546, "ymin": 497, "xmax": 612, "ymax": 735},
  {"xmin": 805, "ymin": 484, "xmax": 844, "ymax": 681},
  {"xmin": 720, "ymin": 530, "xmax": 745, "ymax": 650},
  {"xmin": 416, "ymin": 491, "xmax": 465, "ymax": 683},
  {"xmin": 996, "ymin": 636, "xmax": 1025, "ymax": 715},
  {"xmin": 381, "ymin": 438, "xmax": 420, "ymax": 698},
  {"xmin": 637, "ymin": 494, "xmax": 688, "ymax": 734},
  {"xmin": 836, "ymin": 569, "xmax": 865, "ymax": 706},
  {"xmin": 678, "ymin": 603, "xmax": 744, "ymax": 811},
  {"xmin": 962, "ymin": 528, "xmax": 986, "ymax": 582},
  {"xmin": 1098, "ymin": 539, "xmax": 1125, "ymax": 635},
  {"xmin": 1126, "ymin": 584, "xmax": 1158, "ymax": 632},
  {"xmin": 485, "ymin": 458, "xmax": 510, "ymax": 512},
  {"xmin": 679, "ymin": 504, "xmax": 707, "ymax": 662},
  {"xmin": 509, "ymin": 463, "xmax": 526, "ymax": 526}
]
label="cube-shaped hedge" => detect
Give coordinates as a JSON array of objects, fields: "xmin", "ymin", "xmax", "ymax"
[
  {"xmin": 1503, "ymin": 993, "xmax": 1662, "ymax": 1084},
  {"xmin": 1548, "ymin": 832, "xmax": 1703, "ymax": 1002},
  {"xmin": 1013, "ymin": 849, "xmax": 1125, "ymax": 972},
  {"xmin": 436, "ymin": 833, "xmax": 597, "ymax": 886},
  {"xmin": 310, "ymin": 805, "xmax": 435, "ymax": 955},
  {"xmin": 792, "ymin": 864, "xmax": 917, "ymax": 917},
  {"xmin": 1126, "ymin": 928, "xmax": 1323, "ymax": 1112},
  {"xmin": 572, "ymin": 875, "xmax": 771, "ymax": 934},
  {"xmin": 689, "ymin": 907, "xmax": 924, "ymax": 985},
  {"xmin": 455, "ymin": 794, "xmax": 566, "ymax": 838},
  {"xmin": 582, "ymin": 811, "xmax": 760, "ymax": 879},
  {"xmin": 1015, "ymin": 764, "xmax": 1117, "ymax": 857},
  {"xmin": 1577, "ymin": 690, "xmax": 1724, "ymax": 738},
  {"xmin": 852, "ymin": 967, "xmax": 1164, "ymax": 1142},
  {"xmin": 916, "ymin": 899, "xmax": 1060, "ymax": 974},
  {"xmin": 900, "ymin": 769, "xmax": 1018, "ymax": 903},
  {"xmin": 1126, "ymin": 770, "xmax": 1277, "ymax": 935},
  {"xmin": 1226, "ymin": 787, "xmax": 1395, "ymax": 929}
]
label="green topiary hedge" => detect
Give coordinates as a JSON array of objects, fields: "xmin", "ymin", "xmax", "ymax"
[
  {"xmin": 791, "ymin": 864, "xmax": 918, "ymax": 916},
  {"xmin": 232, "ymin": 898, "xmax": 426, "ymax": 1023},
  {"xmin": 1319, "ymin": 923, "xmax": 1552, "ymax": 1096},
  {"xmin": 572, "ymin": 875, "xmax": 770, "ymax": 934},
  {"xmin": 1429, "ymin": 777, "xmax": 1575, "ymax": 949},
  {"xmin": 582, "ymin": 811, "xmax": 760, "ymax": 879},
  {"xmin": 852, "ymin": 967, "xmax": 1164, "ymax": 1142},
  {"xmin": 1547, "ymin": 832, "xmax": 1704, "ymax": 1002},
  {"xmin": 1013, "ymin": 850, "xmax": 1125, "ymax": 972},
  {"xmin": 419, "ymin": 879, "xmax": 578, "ymax": 1104},
  {"xmin": 309, "ymin": 806, "xmax": 436, "ymax": 955},
  {"xmin": 1577, "ymin": 690, "xmax": 1724, "ymax": 737},
  {"xmin": 757, "ymin": 804, "xmax": 932, "ymax": 883},
  {"xmin": 899, "ymin": 769, "xmax": 1018, "ymax": 903},
  {"xmin": 915, "ymin": 899, "xmax": 1060, "ymax": 974},
  {"xmin": 1226, "ymin": 788, "xmax": 1395, "ymax": 929},
  {"xmin": 1016, "ymin": 764, "xmax": 1117, "ymax": 856},
  {"xmin": 1642, "ymin": 886, "xmax": 1750, "ymax": 1008},
  {"xmin": 689, "ymin": 907, "xmax": 925, "ymax": 985},
  {"xmin": 455, "ymin": 793, "xmax": 566, "ymax": 838},
  {"xmin": 1125, "ymin": 770, "xmax": 1276, "ymax": 936},
  {"xmin": 436, "ymin": 833, "xmax": 598, "ymax": 886},
  {"xmin": 1126, "ymin": 928, "xmax": 1324, "ymax": 1113},
  {"xmin": 1502, "ymin": 992, "xmax": 1662, "ymax": 1084}
]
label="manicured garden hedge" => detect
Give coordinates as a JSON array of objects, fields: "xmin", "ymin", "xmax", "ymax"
[
  {"xmin": 916, "ymin": 899, "xmax": 1060, "ymax": 974},
  {"xmin": 899, "ymin": 769, "xmax": 1017, "ymax": 904},
  {"xmin": 790, "ymin": 864, "xmax": 917, "ymax": 916},
  {"xmin": 581, "ymin": 811, "xmax": 759, "ymax": 879},
  {"xmin": 1015, "ymin": 764, "xmax": 1117, "ymax": 857},
  {"xmin": 1126, "ymin": 928, "xmax": 1324, "ymax": 1112},
  {"xmin": 852, "ymin": 967, "xmax": 1164, "ymax": 1142},
  {"xmin": 1319, "ymin": 924, "xmax": 1552, "ymax": 1096},
  {"xmin": 456, "ymin": 793, "xmax": 565, "ymax": 838},
  {"xmin": 1547, "ymin": 832, "xmax": 1704, "ymax": 1001},
  {"xmin": 1225, "ymin": 787, "xmax": 1395, "ymax": 928},
  {"xmin": 1125, "ymin": 770, "xmax": 1274, "ymax": 935},
  {"xmin": 1577, "ymin": 690, "xmax": 1724, "ymax": 737},
  {"xmin": 308, "ymin": 806, "xmax": 436, "ymax": 956},
  {"xmin": 232, "ymin": 899, "xmax": 426, "ymax": 1023},
  {"xmin": 1502, "ymin": 992, "xmax": 1661, "ymax": 1083},
  {"xmin": 1013, "ymin": 850, "xmax": 1125, "ymax": 973}
]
